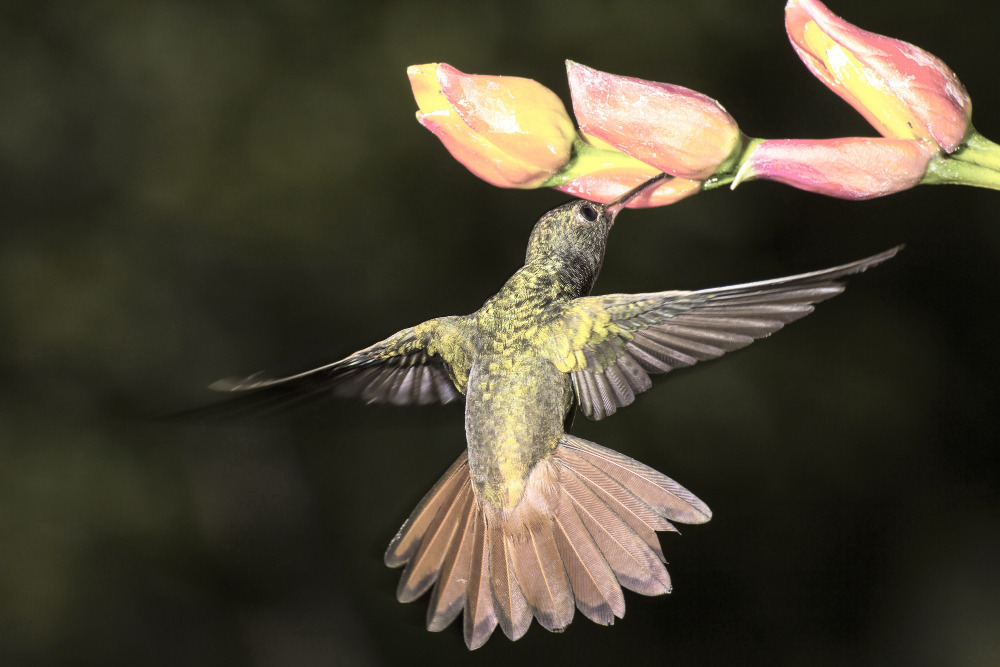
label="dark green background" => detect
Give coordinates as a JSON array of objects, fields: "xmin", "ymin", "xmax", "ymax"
[{"xmin": 3, "ymin": 1, "xmax": 998, "ymax": 665}]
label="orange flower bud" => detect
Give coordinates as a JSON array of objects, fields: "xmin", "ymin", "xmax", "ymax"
[{"xmin": 408, "ymin": 63, "xmax": 577, "ymax": 188}]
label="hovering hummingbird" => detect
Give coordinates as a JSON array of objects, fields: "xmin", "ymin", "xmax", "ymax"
[{"xmin": 211, "ymin": 174, "xmax": 899, "ymax": 649}]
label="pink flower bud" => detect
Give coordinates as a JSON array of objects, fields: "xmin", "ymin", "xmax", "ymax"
[
  {"xmin": 566, "ymin": 61, "xmax": 741, "ymax": 180},
  {"xmin": 408, "ymin": 63, "xmax": 577, "ymax": 188},
  {"xmin": 735, "ymin": 137, "xmax": 936, "ymax": 199},
  {"xmin": 555, "ymin": 167, "xmax": 701, "ymax": 208},
  {"xmin": 786, "ymin": 0, "xmax": 971, "ymax": 153}
]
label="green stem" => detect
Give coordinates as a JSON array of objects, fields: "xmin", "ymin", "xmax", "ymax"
[
  {"xmin": 948, "ymin": 128, "xmax": 1000, "ymax": 172},
  {"xmin": 922, "ymin": 153, "xmax": 1000, "ymax": 190}
]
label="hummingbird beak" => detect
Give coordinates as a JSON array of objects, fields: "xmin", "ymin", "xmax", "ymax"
[{"xmin": 604, "ymin": 173, "xmax": 668, "ymax": 223}]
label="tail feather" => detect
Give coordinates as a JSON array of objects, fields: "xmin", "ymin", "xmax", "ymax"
[
  {"xmin": 384, "ymin": 453, "xmax": 469, "ymax": 568},
  {"xmin": 426, "ymin": 488, "xmax": 476, "ymax": 631},
  {"xmin": 506, "ymin": 480, "xmax": 575, "ymax": 631},
  {"xmin": 561, "ymin": 436, "xmax": 712, "ymax": 524},
  {"xmin": 557, "ymin": 446, "xmax": 673, "ymax": 561},
  {"xmin": 550, "ymin": 481, "xmax": 625, "ymax": 624},
  {"xmin": 386, "ymin": 435, "xmax": 710, "ymax": 649},
  {"xmin": 560, "ymin": 464, "xmax": 672, "ymax": 596},
  {"xmin": 463, "ymin": 504, "xmax": 498, "ymax": 649},
  {"xmin": 489, "ymin": 520, "xmax": 532, "ymax": 639},
  {"xmin": 396, "ymin": 481, "xmax": 470, "ymax": 602}
]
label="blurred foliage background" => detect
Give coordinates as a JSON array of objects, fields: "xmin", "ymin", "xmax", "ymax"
[{"xmin": 2, "ymin": 1, "xmax": 999, "ymax": 665}]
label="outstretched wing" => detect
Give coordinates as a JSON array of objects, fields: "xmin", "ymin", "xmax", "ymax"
[
  {"xmin": 550, "ymin": 247, "xmax": 900, "ymax": 420},
  {"xmin": 210, "ymin": 316, "xmax": 465, "ymax": 406}
]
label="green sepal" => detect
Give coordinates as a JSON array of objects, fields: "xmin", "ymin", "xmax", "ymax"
[
  {"xmin": 540, "ymin": 138, "xmax": 661, "ymax": 188},
  {"xmin": 947, "ymin": 127, "xmax": 1000, "ymax": 173},
  {"xmin": 703, "ymin": 135, "xmax": 765, "ymax": 191},
  {"xmin": 923, "ymin": 151, "xmax": 1000, "ymax": 190}
]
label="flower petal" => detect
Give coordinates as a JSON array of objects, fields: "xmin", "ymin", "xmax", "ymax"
[
  {"xmin": 408, "ymin": 63, "xmax": 577, "ymax": 188},
  {"xmin": 556, "ymin": 168, "xmax": 701, "ymax": 208},
  {"xmin": 786, "ymin": 0, "xmax": 971, "ymax": 152},
  {"xmin": 567, "ymin": 61, "xmax": 741, "ymax": 180},
  {"xmin": 734, "ymin": 137, "xmax": 935, "ymax": 199}
]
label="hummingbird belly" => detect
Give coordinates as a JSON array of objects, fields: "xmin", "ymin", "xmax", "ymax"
[{"xmin": 464, "ymin": 355, "xmax": 572, "ymax": 510}]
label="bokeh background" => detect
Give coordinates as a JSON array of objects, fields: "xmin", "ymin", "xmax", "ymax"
[{"xmin": 3, "ymin": 1, "xmax": 999, "ymax": 665}]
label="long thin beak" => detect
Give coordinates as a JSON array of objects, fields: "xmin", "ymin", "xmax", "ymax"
[{"xmin": 604, "ymin": 173, "xmax": 668, "ymax": 221}]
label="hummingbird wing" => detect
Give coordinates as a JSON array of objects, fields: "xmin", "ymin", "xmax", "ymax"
[
  {"xmin": 552, "ymin": 247, "xmax": 900, "ymax": 420},
  {"xmin": 209, "ymin": 317, "xmax": 464, "ymax": 406}
]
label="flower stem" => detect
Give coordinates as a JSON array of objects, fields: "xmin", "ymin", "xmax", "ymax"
[
  {"xmin": 922, "ymin": 153, "xmax": 1000, "ymax": 190},
  {"xmin": 948, "ymin": 128, "xmax": 1000, "ymax": 172}
]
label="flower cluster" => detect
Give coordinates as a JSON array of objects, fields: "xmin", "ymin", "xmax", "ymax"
[
  {"xmin": 408, "ymin": 0, "xmax": 1000, "ymax": 205},
  {"xmin": 407, "ymin": 61, "xmax": 715, "ymax": 207}
]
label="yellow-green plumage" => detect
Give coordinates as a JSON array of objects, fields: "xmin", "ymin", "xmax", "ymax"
[
  {"xmin": 211, "ymin": 177, "xmax": 899, "ymax": 649},
  {"xmin": 467, "ymin": 266, "xmax": 586, "ymax": 509}
]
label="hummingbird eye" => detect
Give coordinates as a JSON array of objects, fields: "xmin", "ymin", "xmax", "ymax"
[{"xmin": 579, "ymin": 203, "xmax": 599, "ymax": 222}]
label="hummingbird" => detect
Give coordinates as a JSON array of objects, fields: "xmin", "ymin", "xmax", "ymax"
[{"xmin": 211, "ymin": 174, "xmax": 899, "ymax": 649}]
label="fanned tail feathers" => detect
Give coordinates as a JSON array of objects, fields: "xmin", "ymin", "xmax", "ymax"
[{"xmin": 384, "ymin": 435, "xmax": 710, "ymax": 649}]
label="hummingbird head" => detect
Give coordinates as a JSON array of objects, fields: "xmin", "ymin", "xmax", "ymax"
[{"xmin": 524, "ymin": 174, "xmax": 667, "ymax": 291}]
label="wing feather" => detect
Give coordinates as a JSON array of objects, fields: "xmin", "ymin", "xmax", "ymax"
[
  {"xmin": 556, "ymin": 247, "xmax": 900, "ymax": 419},
  {"xmin": 210, "ymin": 317, "xmax": 465, "ymax": 407}
]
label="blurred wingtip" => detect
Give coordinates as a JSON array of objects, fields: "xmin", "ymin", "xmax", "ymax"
[
  {"xmin": 207, "ymin": 371, "xmax": 268, "ymax": 392},
  {"xmin": 839, "ymin": 243, "xmax": 903, "ymax": 278},
  {"xmin": 875, "ymin": 243, "xmax": 904, "ymax": 263},
  {"xmin": 207, "ymin": 378, "xmax": 238, "ymax": 392}
]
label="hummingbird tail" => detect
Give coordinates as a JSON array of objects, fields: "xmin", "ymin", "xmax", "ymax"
[{"xmin": 384, "ymin": 435, "xmax": 711, "ymax": 649}]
